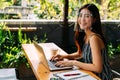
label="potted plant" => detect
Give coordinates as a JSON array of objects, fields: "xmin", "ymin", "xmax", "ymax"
[{"xmin": 107, "ymin": 42, "xmax": 120, "ymax": 77}]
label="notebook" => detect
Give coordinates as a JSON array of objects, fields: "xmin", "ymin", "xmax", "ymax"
[
  {"xmin": 53, "ymin": 70, "xmax": 97, "ymax": 80},
  {"xmin": 0, "ymin": 68, "xmax": 18, "ymax": 80},
  {"xmin": 33, "ymin": 41, "xmax": 73, "ymax": 71}
]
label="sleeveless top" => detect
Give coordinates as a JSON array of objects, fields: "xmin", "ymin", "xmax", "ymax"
[{"xmin": 82, "ymin": 34, "xmax": 113, "ymax": 80}]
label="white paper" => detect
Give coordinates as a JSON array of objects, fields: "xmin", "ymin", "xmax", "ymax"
[
  {"xmin": 53, "ymin": 70, "xmax": 97, "ymax": 80},
  {"xmin": 0, "ymin": 68, "xmax": 17, "ymax": 80}
]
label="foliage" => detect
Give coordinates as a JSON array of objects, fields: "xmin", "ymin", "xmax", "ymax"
[
  {"xmin": 0, "ymin": 23, "xmax": 29, "ymax": 68},
  {"xmin": 0, "ymin": 14, "xmax": 19, "ymax": 19},
  {"xmin": 27, "ymin": 0, "xmax": 120, "ymax": 20},
  {"xmin": 99, "ymin": 0, "xmax": 120, "ymax": 20},
  {"xmin": 107, "ymin": 43, "xmax": 116, "ymax": 59},
  {"xmin": 32, "ymin": 0, "xmax": 82, "ymax": 20},
  {"xmin": 0, "ymin": 0, "xmax": 20, "ymax": 19},
  {"xmin": 12, "ymin": 0, "xmax": 21, "ymax": 6},
  {"xmin": 0, "ymin": 0, "xmax": 120, "ymax": 20},
  {"xmin": 33, "ymin": 0, "xmax": 63, "ymax": 19},
  {"xmin": 68, "ymin": 0, "xmax": 81, "ymax": 20},
  {"xmin": 107, "ymin": 43, "xmax": 120, "ymax": 59},
  {"xmin": 75, "ymin": 0, "xmax": 120, "ymax": 20},
  {"xmin": 0, "ymin": 0, "xmax": 12, "ymax": 9},
  {"xmin": 0, "ymin": 0, "xmax": 21, "ymax": 8},
  {"xmin": 0, "ymin": 23, "xmax": 47, "ymax": 68}
]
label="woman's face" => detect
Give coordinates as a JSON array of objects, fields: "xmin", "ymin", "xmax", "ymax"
[{"xmin": 78, "ymin": 8, "xmax": 94, "ymax": 30}]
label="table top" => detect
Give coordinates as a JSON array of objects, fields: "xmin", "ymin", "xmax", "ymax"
[{"xmin": 22, "ymin": 43, "xmax": 101, "ymax": 80}]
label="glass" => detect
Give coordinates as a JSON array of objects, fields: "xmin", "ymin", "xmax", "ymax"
[{"xmin": 78, "ymin": 13, "xmax": 93, "ymax": 18}]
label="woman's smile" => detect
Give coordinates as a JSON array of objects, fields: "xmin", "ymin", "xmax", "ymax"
[{"xmin": 78, "ymin": 8, "xmax": 93, "ymax": 30}]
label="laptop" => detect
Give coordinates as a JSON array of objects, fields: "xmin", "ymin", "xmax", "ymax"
[{"xmin": 33, "ymin": 41, "xmax": 73, "ymax": 71}]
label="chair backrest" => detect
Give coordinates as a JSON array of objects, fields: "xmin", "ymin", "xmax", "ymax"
[{"xmin": 112, "ymin": 69, "xmax": 120, "ymax": 79}]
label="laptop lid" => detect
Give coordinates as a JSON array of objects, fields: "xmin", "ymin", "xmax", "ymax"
[
  {"xmin": 33, "ymin": 41, "xmax": 50, "ymax": 70},
  {"xmin": 33, "ymin": 42, "xmax": 72, "ymax": 71}
]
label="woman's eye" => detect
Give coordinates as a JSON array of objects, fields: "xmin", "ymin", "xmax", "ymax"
[
  {"xmin": 79, "ymin": 13, "xmax": 92, "ymax": 18},
  {"xmin": 85, "ymin": 15, "xmax": 90, "ymax": 18}
]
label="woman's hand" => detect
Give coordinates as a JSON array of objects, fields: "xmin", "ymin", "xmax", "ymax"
[
  {"xmin": 50, "ymin": 54, "xmax": 64, "ymax": 61},
  {"xmin": 55, "ymin": 60, "xmax": 74, "ymax": 67}
]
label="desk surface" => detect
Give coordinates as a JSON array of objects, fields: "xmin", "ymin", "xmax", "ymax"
[{"xmin": 22, "ymin": 43, "xmax": 101, "ymax": 80}]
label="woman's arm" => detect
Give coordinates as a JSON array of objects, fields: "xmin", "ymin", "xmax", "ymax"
[
  {"xmin": 51, "ymin": 47, "xmax": 82, "ymax": 61},
  {"xmin": 51, "ymin": 50, "xmax": 82, "ymax": 61},
  {"xmin": 64, "ymin": 51, "xmax": 82, "ymax": 60},
  {"xmin": 73, "ymin": 35, "xmax": 103, "ymax": 73}
]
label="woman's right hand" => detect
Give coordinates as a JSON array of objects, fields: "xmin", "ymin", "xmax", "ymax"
[{"xmin": 50, "ymin": 54, "xmax": 64, "ymax": 62}]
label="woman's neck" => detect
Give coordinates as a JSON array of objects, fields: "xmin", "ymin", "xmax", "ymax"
[
  {"xmin": 85, "ymin": 29, "xmax": 93, "ymax": 36},
  {"xmin": 84, "ymin": 29, "xmax": 94, "ymax": 44}
]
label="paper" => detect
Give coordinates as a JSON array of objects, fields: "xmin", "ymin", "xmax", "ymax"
[
  {"xmin": 53, "ymin": 70, "xmax": 97, "ymax": 80},
  {"xmin": 0, "ymin": 68, "xmax": 17, "ymax": 80}
]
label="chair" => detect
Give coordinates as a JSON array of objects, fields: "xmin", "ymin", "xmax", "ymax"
[{"xmin": 112, "ymin": 69, "xmax": 120, "ymax": 80}]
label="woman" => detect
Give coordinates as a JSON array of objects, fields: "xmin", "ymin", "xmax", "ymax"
[{"xmin": 51, "ymin": 3, "xmax": 113, "ymax": 80}]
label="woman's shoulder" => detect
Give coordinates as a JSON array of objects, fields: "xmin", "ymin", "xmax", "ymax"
[
  {"xmin": 89, "ymin": 33, "xmax": 101, "ymax": 39},
  {"xmin": 89, "ymin": 33, "xmax": 105, "ymax": 48},
  {"xmin": 88, "ymin": 33, "xmax": 102, "ymax": 41}
]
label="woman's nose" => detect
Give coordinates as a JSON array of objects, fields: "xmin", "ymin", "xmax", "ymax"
[{"xmin": 80, "ymin": 16, "xmax": 85, "ymax": 21}]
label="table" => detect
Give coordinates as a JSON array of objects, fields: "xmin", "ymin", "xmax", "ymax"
[{"xmin": 22, "ymin": 43, "xmax": 101, "ymax": 80}]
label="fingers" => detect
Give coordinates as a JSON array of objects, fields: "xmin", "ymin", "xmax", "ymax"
[
  {"xmin": 50, "ymin": 55, "xmax": 56, "ymax": 61},
  {"xmin": 55, "ymin": 61, "xmax": 65, "ymax": 67},
  {"xmin": 55, "ymin": 61, "xmax": 69, "ymax": 67},
  {"xmin": 55, "ymin": 61, "xmax": 73, "ymax": 67},
  {"xmin": 50, "ymin": 54, "xmax": 59, "ymax": 61}
]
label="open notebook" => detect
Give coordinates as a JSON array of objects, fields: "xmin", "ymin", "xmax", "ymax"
[{"xmin": 53, "ymin": 70, "xmax": 97, "ymax": 80}]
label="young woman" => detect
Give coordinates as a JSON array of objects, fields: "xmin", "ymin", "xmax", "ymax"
[{"xmin": 51, "ymin": 3, "xmax": 113, "ymax": 80}]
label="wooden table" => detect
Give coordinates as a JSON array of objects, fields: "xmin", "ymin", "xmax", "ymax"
[{"xmin": 22, "ymin": 43, "xmax": 101, "ymax": 80}]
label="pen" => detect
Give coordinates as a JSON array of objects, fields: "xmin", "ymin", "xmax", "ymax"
[{"xmin": 64, "ymin": 73, "xmax": 81, "ymax": 76}]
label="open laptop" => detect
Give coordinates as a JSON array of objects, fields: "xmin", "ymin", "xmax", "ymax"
[{"xmin": 33, "ymin": 41, "xmax": 73, "ymax": 71}]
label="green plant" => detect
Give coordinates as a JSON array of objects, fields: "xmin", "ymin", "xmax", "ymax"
[
  {"xmin": 1, "ymin": 0, "xmax": 120, "ymax": 20},
  {"xmin": 33, "ymin": 0, "xmax": 63, "ymax": 19},
  {"xmin": 116, "ymin": 44, "xmax": 120, "ymax": 54},
  {"xmin": 98, "ymin": 0, "xmax": 120, "ymax": 20},
  {"xmin": 32, "ymin": 0, "xmax": 120, "ymax": 20},
  {"xmin": 107, "ymin": 43, "xmax": 116, "ymax": 59},
  {"xmin": 0, "ymin": 23, "xmax": 28, "ymax": 68},
  {"xmin": 0, "ymin": 0, "xmax": 12, "ymax": 9},
  {"xmin": 0, "ymin": 23, "xmax": 47, "ymax": 68},
  {"xmin": 107, "ymin": 43, "xmax": 120, "ymax": 59}
]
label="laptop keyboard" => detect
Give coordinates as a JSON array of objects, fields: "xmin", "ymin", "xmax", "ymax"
[{"xmin": 47, "ymin": 60, "xmax": 59, "ymax": 68}]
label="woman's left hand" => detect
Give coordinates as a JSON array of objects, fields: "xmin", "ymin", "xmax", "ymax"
[{"xmin": 55, "ymin": 60, "xmax": 74, "ymax": 67}]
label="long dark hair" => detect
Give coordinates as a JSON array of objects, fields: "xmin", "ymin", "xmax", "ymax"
[{"xmin": 75, "ymin": 3, "xmax": 106, "ymax": 53}]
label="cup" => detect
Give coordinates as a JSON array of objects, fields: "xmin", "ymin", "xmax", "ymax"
[{"xmin": 50, "ymin": 48, "xmax": 59, "ymax": 56}]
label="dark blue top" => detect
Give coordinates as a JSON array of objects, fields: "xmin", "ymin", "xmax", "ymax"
[{"xmin": 82, "ymin": 42, "xmax": 113, "ymax": 80}]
